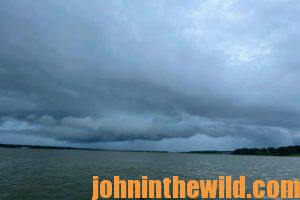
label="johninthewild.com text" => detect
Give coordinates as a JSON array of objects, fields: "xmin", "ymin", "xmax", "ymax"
[{"xmin": 92, "ymin": 175, "xmax": 300, "ymax": 199}]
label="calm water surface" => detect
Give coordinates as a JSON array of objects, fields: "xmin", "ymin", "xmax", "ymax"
[{"xmin": 0, "ymin": 148, "xmax": 299, "ymax": 199}]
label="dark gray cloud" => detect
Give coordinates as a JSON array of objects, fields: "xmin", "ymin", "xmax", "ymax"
[{"xmin": 0, "ymin": 0, "xmax": 300, "ymax": 150}]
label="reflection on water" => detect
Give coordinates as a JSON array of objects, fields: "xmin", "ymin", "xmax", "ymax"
[{"xmin": 0, "ymin": 148, "xmax": 299, "ymax": 199}]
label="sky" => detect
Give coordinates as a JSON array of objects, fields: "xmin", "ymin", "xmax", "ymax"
[{"xmin": 0, "ymin": 0, "xmax": 300, "ymax": 151}]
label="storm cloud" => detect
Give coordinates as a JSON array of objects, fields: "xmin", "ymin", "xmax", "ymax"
[{"xmin": 0, "ymin": 0, "xmax": 300, "ymax": 150}]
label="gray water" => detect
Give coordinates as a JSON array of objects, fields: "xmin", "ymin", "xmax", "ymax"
[{"xmin": 0, "ymin": 148, "xmax": 300, "ymax": 200}]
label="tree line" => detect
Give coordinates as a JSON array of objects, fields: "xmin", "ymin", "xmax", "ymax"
[{"xmin": 233, "ymin": 145, "xmax": 300, "ymax": 156}]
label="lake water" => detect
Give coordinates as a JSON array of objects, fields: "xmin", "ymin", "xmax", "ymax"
[{"xmin": 0, "ymin": 148, "xmax": 300, "ymax": 199}]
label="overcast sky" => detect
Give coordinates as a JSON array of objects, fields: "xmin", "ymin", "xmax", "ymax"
[{"xmin": 0, "ymin": 0, "xmax": 300, "ymax": 151}]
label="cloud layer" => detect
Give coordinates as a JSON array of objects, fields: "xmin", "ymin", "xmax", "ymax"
[{"xmin": 0, "ymin": 0, "xmax": 300, "ymax": 150}]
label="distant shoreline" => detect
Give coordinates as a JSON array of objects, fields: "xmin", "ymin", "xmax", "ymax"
[
  {"xmin": 1, "ymin": 143, "xmax": 300, "ymax": 157},
  {"xmin": 0, "ymin": 143, "xmax": 103, "ymax": 151},
  {"xmin": 232, "ymin": 146, "xmax": 300, "ymax": 157},
  {"xmin": 0, "ymin": 143, "xmax": 231, "ymax": 154},
  {"xmin": 0, "ymin": 143, "xmax": 169, "ymax": 153}
]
